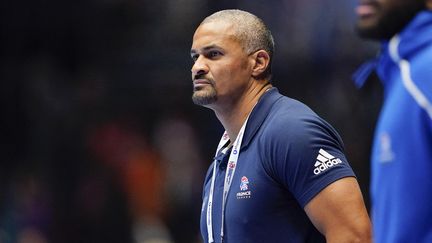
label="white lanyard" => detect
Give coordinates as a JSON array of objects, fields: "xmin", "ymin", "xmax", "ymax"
[{"xmin": 206, "ymin": 117, "xmax": 250, "ymax": 243}]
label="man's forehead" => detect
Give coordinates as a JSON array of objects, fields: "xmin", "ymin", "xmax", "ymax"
[
  {"xmin": 191, "ymin": 21, "xmax": 238, "ymax": 50},
  {"xmin": 199, "ymin": 19, "xmax": 235, "ymax": 31}
]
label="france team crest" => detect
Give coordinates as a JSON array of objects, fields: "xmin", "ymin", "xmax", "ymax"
[{"xmin": 240, "ymin": 176, "xmax": 249, "ymax": 191}]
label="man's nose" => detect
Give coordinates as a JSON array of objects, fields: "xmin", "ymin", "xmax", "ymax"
[{"xmin": 191, "ymin": 56, "xmax": 208, "ymax": 78}]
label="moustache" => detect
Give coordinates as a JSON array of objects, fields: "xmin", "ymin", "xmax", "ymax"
[{"xmin": 193, "ymin": 74, "xmax": 213, "ymax": 84}]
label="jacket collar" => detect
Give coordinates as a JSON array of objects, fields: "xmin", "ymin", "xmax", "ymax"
[{"xmin": 240, "ymin": 87, "xmax": 282, "ymax": 150}]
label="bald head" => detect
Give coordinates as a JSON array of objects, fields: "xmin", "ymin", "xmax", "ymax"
[{"xmin": 200, "ymin": 9, "xmax": 275, "ymax": 79}]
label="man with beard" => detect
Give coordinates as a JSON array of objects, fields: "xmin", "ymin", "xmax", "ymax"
[
  {"xmin": 354, "ymin": 0, "xmax": 432, "ymax": 242},
  {"xmin": 191, "ymin": 9, "xmax": 371, "ymax": 243}
]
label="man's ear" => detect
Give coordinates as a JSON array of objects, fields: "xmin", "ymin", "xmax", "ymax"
[{"xmin": 251, "ymin": 50, "xmax": 270, "ymax": 79}]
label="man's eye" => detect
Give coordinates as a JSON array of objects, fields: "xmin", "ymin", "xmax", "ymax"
[
  {"xmin": 191, "ymin": 55, "xmax": 199, "ymax": 62},
  {"xmin": 209, "ymin": 51, "xmax": 222, "ymax": 58}
]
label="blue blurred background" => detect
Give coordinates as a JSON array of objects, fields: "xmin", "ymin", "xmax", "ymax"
[{"xmin": 1, "ymin": 0, "xmax": 382, "ymax": 242}]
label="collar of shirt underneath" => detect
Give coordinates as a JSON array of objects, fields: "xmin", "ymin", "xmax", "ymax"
[{"xmin": 213, "ymin": 142, "xmax": 232, "ymax": 170}]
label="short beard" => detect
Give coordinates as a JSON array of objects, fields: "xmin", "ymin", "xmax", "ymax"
[
  {"xmin": 192, "ymin": 88, "xmax": 217, "ymax": 106},
  {"xmin": 356, "ymin": 2, "xmax": 424, "ymax": 40}
]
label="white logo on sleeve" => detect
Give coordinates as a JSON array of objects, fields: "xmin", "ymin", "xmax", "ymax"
[{"xmin": 313, "ymin": 149, "xmax": 342, "ymax": 175}]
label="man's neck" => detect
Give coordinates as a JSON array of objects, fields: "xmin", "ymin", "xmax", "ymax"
[{"xmin": 214, "ymin": 81, "xmax": 272, "ymax": 141}]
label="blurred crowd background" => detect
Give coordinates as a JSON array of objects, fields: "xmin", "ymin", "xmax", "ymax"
[{"xmin": 1, "ymin": 0, "xmax": 383, "ymax": 242}]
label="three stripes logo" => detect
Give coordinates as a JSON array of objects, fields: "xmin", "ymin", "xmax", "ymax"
[{"xmin": 313, "ymin": 149, "xmax": 342, "ymax": 175}]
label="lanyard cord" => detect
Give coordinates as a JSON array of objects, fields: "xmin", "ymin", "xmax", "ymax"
[{"xmin": 206, "ymin": 117, "xmax": 250, "ymax": 243}]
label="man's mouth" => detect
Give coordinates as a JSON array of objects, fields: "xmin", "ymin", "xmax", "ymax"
[
  {"xmin": 193, "ymin": 79, "xmax": 212, "ymax": 89},
  {"xmin": 356, "ymin": 2, "xmax": 378, "ymax": 18}
]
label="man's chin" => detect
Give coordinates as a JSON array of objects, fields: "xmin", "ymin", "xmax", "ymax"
[
  {"xmin": 355, "ymin": 16, "xmax": 386, "ymax": 40},
  {"xmin": 192, "ymin": 91, "xmax": 217, "ymax": 106},
  {"xmin": 356, "ymin": 21, "xmax": 397, "ymax": 40},
  {"xmin": 355, "ymin": 24, "xmax": 383, "ymax": 40}
]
